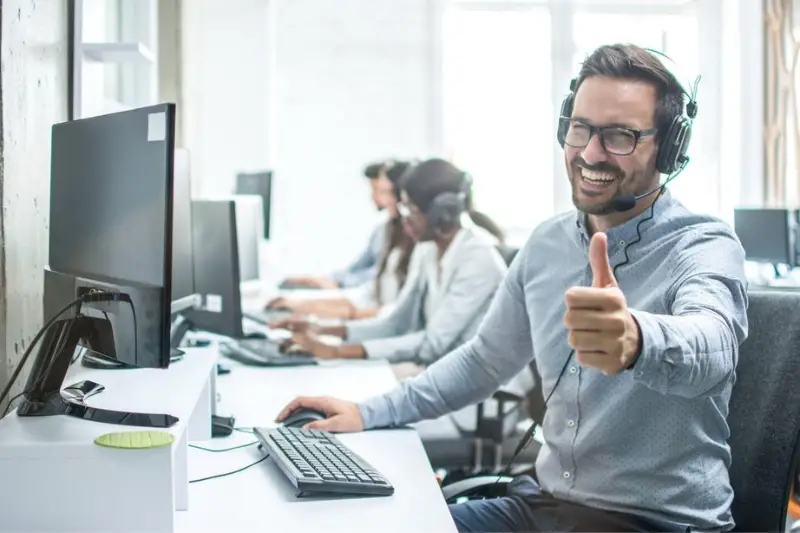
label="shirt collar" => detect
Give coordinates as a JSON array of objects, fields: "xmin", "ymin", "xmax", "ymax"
[{"xmin": 575, "ymin": 188, "xmax": 673, "ymax": 251}]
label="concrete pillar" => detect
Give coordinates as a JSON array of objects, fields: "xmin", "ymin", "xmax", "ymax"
[{"xmin": 0, "ymin": 0, "xmax": 69, "ymax": 410}]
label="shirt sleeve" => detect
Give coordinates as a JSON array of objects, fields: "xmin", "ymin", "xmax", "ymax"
[
  {"xmin": 628, "ymin": 224, "xmax": 749, "ymax": 398},
  {"xmin": 358, "ymin": 243, "xmax": 535, "ymax": 429},
  {"xmin": 358, "ymin": 245, "xmax": 506, "ymax": 364},
  {"xmin": 331, "ymin": 223, "xmax": 385, "ymax": 287}
]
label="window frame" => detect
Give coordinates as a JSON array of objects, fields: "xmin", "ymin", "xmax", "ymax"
[{"xmin": 68, "ymin": 0, "xmax": 158, "ymax": 121}]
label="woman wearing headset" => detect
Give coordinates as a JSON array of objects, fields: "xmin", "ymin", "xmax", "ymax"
[
  {"xmin": 270, "ymin": 158, "xmax": 507, "ymax": 366},
  {"xmin": 266, "ymin": 160, "xmax": 417, "ymax": 319}
]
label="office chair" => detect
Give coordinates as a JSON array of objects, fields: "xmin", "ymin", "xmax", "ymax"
[
  {"xmin": 442, "ymin": 290, "xmax": 800, "ymax": 533},
  {"xmin": 494, "ymin": 244, "xmax": 519, "ymax": 266},
  {"xmin": 417, "ymin": 244, "xmax": 537, "ymax": 481},
  {"xmin": 420, "ymin": 362, "xmax": 543, "ymax": 483}
]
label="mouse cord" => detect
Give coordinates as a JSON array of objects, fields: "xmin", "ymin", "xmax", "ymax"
[{"xmin": 189, "ymin": 441, "xmax": 259, "ymax": 453}]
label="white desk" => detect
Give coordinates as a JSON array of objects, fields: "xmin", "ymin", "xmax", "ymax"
[
  {"xmin": 176, "ymin": 358, "xmax": 458, "ymax": 533},
  {"xmin": 0, "ymin": 347, "xmax": 218, "ymax": 533}
]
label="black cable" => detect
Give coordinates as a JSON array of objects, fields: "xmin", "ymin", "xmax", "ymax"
[
  {"xmin": 189, "ymin": 441, "xmax": 259, "ymax": 453},
  {"xmin": 0, "ymin": 294, "xmax": 87, "ymax": 411},
  {"xmin": 189, "ymin": 453, "xmax": 269, "ymax": 484},
  {"xmin": 2, "ymin": 391, "xmax": 26, "ymax": 418},
  {"xmin": 494, "ymin": 192, "xmax": 665, "ymax": 483},
  {"xmin": 0, "ymin": 290, "xmax": 134, "ymax": 416}
]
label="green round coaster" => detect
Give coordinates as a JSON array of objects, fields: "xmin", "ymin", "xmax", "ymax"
[{"xmin": 94, "ymin": 430, "xmax": 175, "ymax": 449}]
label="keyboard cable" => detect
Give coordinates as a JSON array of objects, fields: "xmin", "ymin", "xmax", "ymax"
[{"xmin": 188, "ymin": 441, "xmax": 270, "ymax": 484}]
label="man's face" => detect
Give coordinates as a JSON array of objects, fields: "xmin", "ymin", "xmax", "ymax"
[
  {"xmin": 398, "ymin": 191, "xmax": 432, "ymax": 242},
  {"xmin": 563, "ymin": 76, "xmax": 661, "ymax": 215},
  {"xmin": 369, "ymin": 174, "xmax": 395, "ymax": 211}
]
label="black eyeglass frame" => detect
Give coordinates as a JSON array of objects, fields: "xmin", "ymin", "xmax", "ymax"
[{"xmin": 559, "ymin": 116, "xmax": 658, "ymax": 156}]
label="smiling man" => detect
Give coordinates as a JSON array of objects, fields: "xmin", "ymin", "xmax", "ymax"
[{"xmin": 275, "ymin": 44, "xmax": 749, "ymax": 532}]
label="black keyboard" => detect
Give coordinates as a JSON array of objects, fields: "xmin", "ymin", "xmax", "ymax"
[
  {"xmin": 254, "ymin": 426, "xmax": 394, "ymax": 497},
  {"xmin": 219, "ymin": 340, "xmax": 317, "ymax": 367}
]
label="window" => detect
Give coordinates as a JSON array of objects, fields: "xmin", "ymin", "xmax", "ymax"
[
  {"xmin": 443, "ymin": 1, "xmax": 720, "ymax": 237},
  {"xmin": 72, "ymin": 0, "xmax": 158, "ymax": 119},
  {"xmin": 571, "ymin": 9, "xmax": 714, "ymax": 216},
  {"xmin": 443, "ymin": 6, "xmax": 554, "ymax": 237}
]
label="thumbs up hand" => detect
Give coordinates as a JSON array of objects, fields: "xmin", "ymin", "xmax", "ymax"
[{"xmin": 563, "ymin": 232, "xmax": 641, "ymax": 375}]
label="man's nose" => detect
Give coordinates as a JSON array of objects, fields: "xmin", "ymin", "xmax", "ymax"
[{"xmin": 581, "ymin": 134, "xmax": 608, "ymax": 165}]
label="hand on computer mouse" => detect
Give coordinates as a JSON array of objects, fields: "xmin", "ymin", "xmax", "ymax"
[{"xmin": 275, "ymin": 395, "xmax": 364, "ymax": 432}]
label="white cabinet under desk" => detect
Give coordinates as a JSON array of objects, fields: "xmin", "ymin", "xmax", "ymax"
[{"xmin": 0, "ymin": 347, "xmax": 218, "ymax": 533}]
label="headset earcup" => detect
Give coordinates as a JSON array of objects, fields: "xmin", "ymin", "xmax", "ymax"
[
  {"xmin": 656, "ymin": 116, "xmax": 691, "ymax": 175},
  {"xmin": 427, "ymin": 193, "xmax": 461, "ymax": 230},
  {"xmin": 557, "ymin": 93, "xmax": 574, "ymax": 147}
]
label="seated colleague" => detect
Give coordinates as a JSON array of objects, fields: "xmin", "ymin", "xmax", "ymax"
[
  {"xmin": 279, "ymin": 160, "xmax": 394, "ymax": 290},
  {"xmin": 272, "ymin": 158, "xmax": 507, "ymax": 365},
  {"xmin": 274, "ymin": 44, "xmax": 749, "ymax": 533},
  {"xmin": 268, "ymin": 161, "xmax": 417, "ymax": 319}
]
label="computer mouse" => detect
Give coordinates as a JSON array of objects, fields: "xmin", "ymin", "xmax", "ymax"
[
  {"xmin": 244, "ymin": 331, "xmax": 267, "ymax": 339},
  {"xmin": 281, "ymin": 408, "xmax": 327, "ymax": 428}
]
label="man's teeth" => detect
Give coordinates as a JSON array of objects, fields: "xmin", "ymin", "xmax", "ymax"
[{"xmin": 581, "ymin": 169, "xmax": 616, "ymax": 183}]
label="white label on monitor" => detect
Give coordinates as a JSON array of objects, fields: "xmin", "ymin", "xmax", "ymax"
[
  {"xmin": 205, "ymin": 294, "xmax": 223, "ymax": 313},
  {"xmin": 147, "ymin": 112, "xmax": 166, "ymax": 142}
]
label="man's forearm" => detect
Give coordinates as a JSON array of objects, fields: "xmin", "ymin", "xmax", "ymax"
[{"xmin": 629, "ymin": 309, "xmax": 740, "ymax": 398}]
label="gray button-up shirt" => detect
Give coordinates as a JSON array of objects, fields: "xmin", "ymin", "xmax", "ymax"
[{"xmin": 359, "ymin": 189, "xmax": 749, "ymax": 531}]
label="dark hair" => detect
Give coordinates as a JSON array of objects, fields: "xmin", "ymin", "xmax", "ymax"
[
  {"xmin": 374, "ymin": 218, "xmax": 415, "ymax": 305},
  {"xmin": 574, "ymin": 44, "xmax": 685, "ymax": 139},
  {"xmin": 363, "ymin": 160, "xmax": 388, "ymax": 180},
  {"xmin": 373, "ymin": 159, "xmax": 415, "ymax": 304},
  {"xmin": 401, "ymin": 158, "xmax": 504, "ymax": 242},
  {"xmin": 384, "ymin": 160, "xmax": 412, "ymax": 201}
]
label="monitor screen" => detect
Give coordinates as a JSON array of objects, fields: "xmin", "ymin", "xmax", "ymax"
[
  {"xmin": 49, "ymin": 105, "xmax": 175, "ymax": 289},
  {"xmin": 170, "ymin": 148, "xmax": 197, "ymax": 309},
  {"xmin": 733, "ymin": 208, "xmax": 796, "ymax": 266},
  {"xmin": 236, "ymin": 171, "xmax": 272, "ymax": 239}
]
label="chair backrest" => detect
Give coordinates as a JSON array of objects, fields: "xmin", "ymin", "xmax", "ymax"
[
  {"xmin": 729, "ymin": 290, "xmax": 800, "ymax": 531},
  {"xmin": 495, "ymin": 244, "xmax": 519, "ymax": 267}
]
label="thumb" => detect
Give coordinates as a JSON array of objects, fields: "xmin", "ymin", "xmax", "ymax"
[{"xmin": 589, "ymin": 232, "xmax": 617, "ymax": 288}]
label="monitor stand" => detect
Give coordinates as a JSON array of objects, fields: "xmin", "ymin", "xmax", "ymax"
[{"xmin": 17, "ymin": 314, "xmax": 178, "ymax": 428}]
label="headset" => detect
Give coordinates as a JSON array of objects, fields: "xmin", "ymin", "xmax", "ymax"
[
  {"xmin": 556, "ymin": 49, "xmax": 700, "ymax": 212},
  {"xmin": 426, "ymin": 171, "xmax": 473, "ymax": 232}
]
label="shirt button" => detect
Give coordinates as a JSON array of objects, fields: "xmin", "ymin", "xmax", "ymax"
[
  {"xmin": 619, "ymin": 240, "xmax": 625, "ymax": 246},
  {"xmin": 563, "ymin": 471, "xmax": 571, "ymax": 479},
  {"xmin": 567, "ymin": 419, "xmax": 575, "ymax": 427},
  {"xmin": 569, "ymin": 366, "xmax": 577, "ymax": 374}
]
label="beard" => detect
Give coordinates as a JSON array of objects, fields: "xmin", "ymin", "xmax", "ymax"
[{"xmin": 568, "ymin": 156, "xmax": 658, "ymax": 215}]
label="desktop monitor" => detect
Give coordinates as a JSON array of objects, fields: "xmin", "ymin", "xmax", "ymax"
[
  {"xmin": 236, "ymin": 171, "xmax": 272, "ymax": 239},
  {"xmin": 733, "ymin": 207, "xmax": 798, "ymax": 267},
  {"xmin": 11, "ymin": 104, "xmax": 182, "ymax": 428},
  {"xmin": 234, "ymin": 195, "xmax": 262, "ymax": 282},
  {"xmin": 171, "ymin": 148, "xmax": 199, "ymax": 313},
  {"xmin": 184, "ymin": 199, "xmax": 245, "ymax": 339},
  {"xmin": 46, "ymin": 103, "xmax": 180, "ymax": 369}
]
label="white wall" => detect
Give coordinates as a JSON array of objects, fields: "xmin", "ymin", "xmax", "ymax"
[
  {"xmin": 0, "ymin": 0, "xmax": 69, "ymax": 406},
  {"xmin": 181, "ymin": 0, "xmax": 440, "ymax": 278}
]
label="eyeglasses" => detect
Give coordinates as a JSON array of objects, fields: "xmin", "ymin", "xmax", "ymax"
[{"xmin": 560, "ymin": 117, "xmax": 657, "ymax": 156}]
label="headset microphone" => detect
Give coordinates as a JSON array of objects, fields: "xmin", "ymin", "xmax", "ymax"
[
  {"xmin": 612, "ymin": 184, "xmax": 664, "ymax": 212},
  {"xmin": 610, "ymin": 157, "xmax": 688, "ymax": 212}
]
